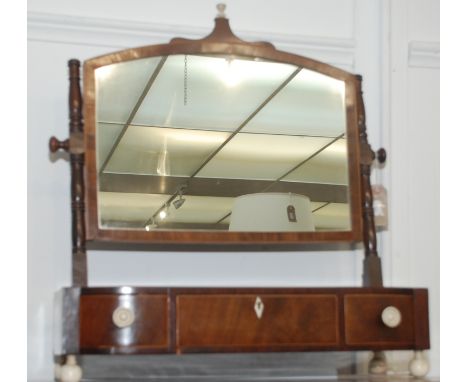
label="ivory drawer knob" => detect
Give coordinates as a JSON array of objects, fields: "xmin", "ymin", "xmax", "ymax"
[
  {"xmin": 112, "ymin": 307, "xmax": 135, "ymax": 328},
  {"xmin": 381, "ymin": 306, "xmax": 402, "ymax": 328}
]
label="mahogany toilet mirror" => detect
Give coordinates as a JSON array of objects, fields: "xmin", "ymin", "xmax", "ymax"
[{"xmin": 49, "ymin": 4, "xmax": 429, "ymax": 381}]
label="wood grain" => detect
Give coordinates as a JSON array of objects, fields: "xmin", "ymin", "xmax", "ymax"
[
  {"xmin": 80, "ymin": 293, "xmax": 170, "ymax": 354},
  {"xmin": 177, "ymin": 294, "xmax": 339, "ymax": 351},
  {"xmin": 76, "ymin": 287, "xmax": 430, "ymax": 354},
  {"xmin": 344, "ymin": 294, "xmax": 414, "ymax": 347}
]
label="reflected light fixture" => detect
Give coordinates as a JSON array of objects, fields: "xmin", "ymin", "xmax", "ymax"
[
  {"xmin": 173, "ymin": 185, "xmax": 187, "ymax": 209},
  {"xmin": 173, "ymin": 197, "xmax": 185, "ymax": 209},
  {"xmin": 145, "ymin": 217, "xmax": 158, "ymax": 231},
  {"xmin": 159, "ymin": 207, "xmax": 168, "ymax": 220}
]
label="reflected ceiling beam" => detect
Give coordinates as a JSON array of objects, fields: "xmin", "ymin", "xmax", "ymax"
[
  {"xmin": 143, "ymin": 66, "xmax": 303, "ymax": 227},
  {"xmin": 100, "ymin": 219, "xmax": 229, "ymax": 231},
  {"xmin": 100, "ymin": 173, "xmax": 348, "ymax": 202},
  {"xmin": 312, "ymin": 201, "xmax": 331, "ymax": 213},
  {"xmin": 190, "ymin": 66, "xmax": 303, "ymax": 178},
  {"xmin": 97, "ymin": 121, "xmax": 340, "ymax": 139},
  {"xmin": 99, "ymin": 56, "xmax": 167, "ymax": 174},
  {"xmin": 262, "ymin": 133, "xmax": 345, "ymax": 191}
]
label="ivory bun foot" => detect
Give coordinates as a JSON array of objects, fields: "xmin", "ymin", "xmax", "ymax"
[
  {"xmin": 54, "ymin": 363, "xmax": 62, "ymax": 380},
  {"xmin": 409, "ymin": 351, "xmax": 429, "ymax": 378},
  {"xmin": 368, "ymin": 351, "xmax": 387, "ymax": 375},
  {"xmin": 59, "ymin": 355, "xmax": 82, "ymax": 382}
]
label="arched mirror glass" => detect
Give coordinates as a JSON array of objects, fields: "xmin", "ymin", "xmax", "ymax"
[{"xmin": 94, "ymin": 54, "xmax": 352, "ymax": 233}]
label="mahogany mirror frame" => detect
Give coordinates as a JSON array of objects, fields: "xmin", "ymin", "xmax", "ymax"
[{"xmin": 81, "ymin": 17, "xmax": 366, "ymax": 247}]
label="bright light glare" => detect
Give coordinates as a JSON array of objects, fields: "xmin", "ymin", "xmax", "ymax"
[
  {"xmin": 159, "ymin": 210, "xmax": 168, "ymax": 220},
  {"xmin": 96, "ymin": 64, "xmax": 115, "ymax": 82},
  {"xmin": 300, "ymin": 69, "xmax": 345, "ymax": 98},
  {"xmin": 325, "ymin": 139, "xmax": 347, "ymax": 155},
  {"xmin": 193, "ymin": 55, "xmax": 296, "ymax": 89},
  {"xmin": 121, "ymin": 286, "xmax": 132, "ymax": 294},
  {"xmin": 223, "ymin": 59, "xmax": 240, "ymax": 87}
]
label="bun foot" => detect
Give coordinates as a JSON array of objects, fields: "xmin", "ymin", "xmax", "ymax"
[
  {"xmin": 59, "ymin": 355, "xmax": 82, "ymax": 382},
  {"xmin": 409, "ymin": 350, "xmax": 429, "ymax": 378},
  {"xmin": 368, "ymin": 351, "xmax": 387, "ymax": 374}
]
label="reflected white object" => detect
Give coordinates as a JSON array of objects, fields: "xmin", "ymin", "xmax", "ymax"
[
  {"xmin": 60, "ymin": 355, "xmax": 82, "ymax": 382},
  {"xmin": 229, "ymin": 193, "xmax": 315, "ymax": 231},
  {"xmin": 112, "ymin": 307, "xmax": 135, "ymax": 328},
  {"xmin": 368, "ymin": 351, "xmax": 387, "ymax": 375},
  {"xmin": 381, "ymin": 306, "xmax": 402, "ymax": 328},
  {"xmin": 409, "ymin": 351, "xmax": 429, "ymax": 377}
]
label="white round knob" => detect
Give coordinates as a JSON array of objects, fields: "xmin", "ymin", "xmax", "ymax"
[
  {"xmin": 381, "ymin": 306, "xmax": 402, "ymax": 328},
  {"xmin": 409, "ymin": 351, "xmax": 429, "ymax": 377},
  {"xmin": 112, "ymin": 307, "xmax": 135, "ymax": 328},
  {"xmin": 60, "ymin": 355, "xmax": 82, "ymax": 382}
]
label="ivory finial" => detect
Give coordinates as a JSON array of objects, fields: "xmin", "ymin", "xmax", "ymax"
[{"xmin": 217, "ymin": 3, "xmax": 227, "ymax": 18}]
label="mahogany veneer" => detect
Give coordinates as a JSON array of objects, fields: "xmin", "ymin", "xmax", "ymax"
[
  {"xmin": 177, "ymin": 294, "xmax": 339, "ymax": 351},
  {"xmin": 75, "ymin": 288, "xmax": 429, "ymax": 355},
  {"xmin": 344, "ymin": 294, "xmax": 414, "ymax": 347},
  {"xmin": 80, "ymin": 293, "xmax": 170, "ymax": 354}
]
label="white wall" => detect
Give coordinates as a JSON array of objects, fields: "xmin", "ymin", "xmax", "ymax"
[{"xmin": 27, "ymin": 0, "xmax": 439, "ymax": 380}]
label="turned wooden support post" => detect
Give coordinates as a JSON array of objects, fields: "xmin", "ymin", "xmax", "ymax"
[
  {"xmin": 356, "ymin": 75, "xmax": 383, "ymax": 287},
  {"xmin": 48, "ymin": 61, "xmax": 88, "ymax": 287},
  {"xmin": 68, "ymin": 59, "xmax": 88, "ymax": 287},
  {"xmin": 48, "ymin": 60, "xmax": 87, "ymax": 286}
]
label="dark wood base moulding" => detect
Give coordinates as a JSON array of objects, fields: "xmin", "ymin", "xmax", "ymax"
[{"xmin": 55, "ymin": 287, "xmax": 429, "ymax": 356}]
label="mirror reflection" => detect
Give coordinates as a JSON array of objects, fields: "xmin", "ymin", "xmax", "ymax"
[{"xmin": 95, "ymin": 54, "xmax": 350, "ymax": 232}]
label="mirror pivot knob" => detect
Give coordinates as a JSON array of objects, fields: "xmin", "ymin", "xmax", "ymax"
[
  {"xmin": 377, "ymin": 148, "xmax": 387, "ymax": 164},
  {"xmin": 49, "ymin": 136, "xmax": 70, "ymax": 153}
]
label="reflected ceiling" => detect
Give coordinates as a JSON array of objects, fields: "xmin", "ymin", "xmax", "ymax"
[{"xmin": 95, "ymin": 54, "xmax": 351, "ymax": 232}]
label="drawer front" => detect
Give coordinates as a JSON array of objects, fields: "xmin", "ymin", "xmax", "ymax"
[
  {"xmin": 80, "ymin": 294, "xmax": 169, "ymax": 353},
  {"xmin": 344, "ymin": 294, "xmax": 414, "ymax": 347},
  {"xmin": 177, "ymin": 294, "xmax": 339, "ymax": 351}
]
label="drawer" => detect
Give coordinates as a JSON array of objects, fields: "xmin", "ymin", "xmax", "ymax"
[
  {"xmin": 79, "ymin": 293, "xmax": 169, "ymax": 353},
  {"xmin": 177, "ymin": 294, "xmax": 339, "ymax": 351},
  {"xmin": 344, "ymin": 294, "xmax": 414, "ymax": 347}
]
